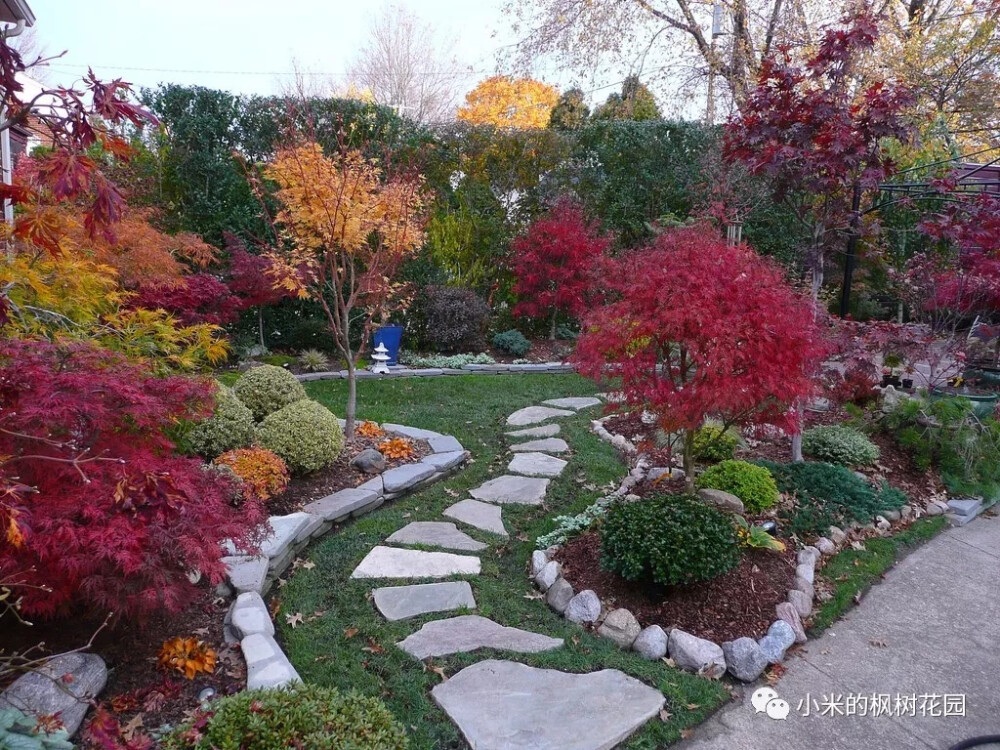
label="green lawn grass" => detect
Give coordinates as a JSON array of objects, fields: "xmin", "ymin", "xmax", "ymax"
[
  {"xmin": 810, "ymin": 515, "xmax": 949, "ymax": 634},
  {"xmin": 272, "ymin": 374, "xmax": 730, "ymax": 749}
]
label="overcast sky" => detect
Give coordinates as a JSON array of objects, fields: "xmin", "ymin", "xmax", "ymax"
[{"xmin": 26, "ymin": 0, "xmax": 526, "ymax": 98}]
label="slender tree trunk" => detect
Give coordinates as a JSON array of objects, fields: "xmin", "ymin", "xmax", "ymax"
[
  {"xmin": 791, "ymin": 402, "xmax": 804, "ymax": 462},
  {"xmin": 550, "ymin": 308, "xmax": 557, "ymax": 340},
  {"xmin": 257, "ymin": 307, "xmax": 265, "ymax": 350},
  {"xmin": 345, "ymin": 360, "xmax": 357, "ymax": 438},
  {"xmin": 683, "ymin": 428, "xmax": 696, "ymax": 489}
]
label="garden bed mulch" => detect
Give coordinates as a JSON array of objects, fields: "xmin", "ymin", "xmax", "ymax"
[
  {"xmin": 555, "ymin": 531, "xmax": 797, "ymax": 643},
  {"xmin": 4, "ymin": 588, "xmax": 242, "ymax": 744},
  {"xmin": 268, "ymin": 432, "xmax": 431, "ymax": 515}
]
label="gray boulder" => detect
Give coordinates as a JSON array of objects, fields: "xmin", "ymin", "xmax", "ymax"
[
  {"xmin": 350, "ymin": 448, "xmax": 386, "ymax": 474},
  {"xmin": 598, "ymin": 608, "xmax": 641, "ymax": 648},
  {"xmin": 788, "ymin": 589, "xmax": 813, "ymax": 618},
  {"xmin": 530, "ymin": 549, "xmax": 549, "ymax": 576},
  {"xmin": 545, "ymin": 578, "xmax": 574, "ymax": 614},
  {"xmin": 667, "ymin": 629, "xmax": 726, "ymax": 678},
  {"xmin": 632, "ymin": 625, "xmax": 668, "ymax": 660},
  {"xmin": 722, "ymin": 637, "xmax": 769, "ymax": 682},
  {"xmin": 757, "ymin": 620, "xmax": 796, "ymax": 663},
  {"xmin": 534, "ymin": 560, "xmax": 561, "ymax": 592},
  {"xmin": 564, "ymin": 589, "xmax": 602, "ymax": 624},
  {"xmin": 776, "ymin": 602, "xmax": 807, "ymax": 644},
  {"xmin": 814, "ymin": 537, "xmax": 836, "ymax": 555},
  {"xmin": 696, "ymin": 488, "xmax": 745, "ymax": 515},
  {"xmin": 0, "ymin": 653, "xmax": 107, "ymax": 737}
]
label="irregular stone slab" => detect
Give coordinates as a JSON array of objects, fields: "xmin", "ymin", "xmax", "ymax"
[
  {"xmin": 546, "ymin": 578, "xmax": 574, "ymax": 614},
  {"xmin": 565, "ymin": 589, "xmax": 602, "ymax": 624},
  {"xmin": 542, "ymin": 396, "xmax": 603, "ymax": 410},
  {"xmin": 381, "ymin": 463, "xmax": 437, "ymax": 494},
  {"xmin": 260, "ymin": 513, "xmax": 312, "ymax": 559},
  {"xmin": 508, "ymin": 452, "xmax": 567, "ymax": 478},
  {"xmin": 230, "ymin": 592, "xmax": 274, "ymax": 638},
  {"xmin": 506, "ymin": 406, "xmax": 574, "ymax": 427},
  {"xmin": 506, "ymin": 423, "xmax": 561, "ymax": 439},
  {"xmin": 294, "ymin": 513, "xmax": 326, "ymax": 543},
  {"xmin": 0, "ymin": 653, "xmax": 107, "ymax": 737},
  {"xmin": 758, "ymin": 620, "xmax": 796, "ymax": 664},
  {"xmin": 421, "ymin": 451, "xmax": 467, "ymax": 472},
  {"xmin": 382, "ymin": 423, "xmax": 442, "ymax": 440},
  {"xmin": 470, "ymin": 475, "xmax": 550, "ymax": 505},
  {"xmin": 510, "ymin": 437, "xmax": 570, "ymax": 454},
  {"xmin": 241, "ymin": 633, "xmax": 301, "ymax": 690},
  {"xmin": 444, "ymin": 499, "xmax": 508, "ymax": 536},
  {"xmin": 351, "ymin": 546, "xmax": 481, "ymax": 579},
  {"xmin": 224, "ymin": 554, "xmax": 269, "ymax": 594},
  {"xmin": 302, "ymin": 487, "xmax": 381, "ymax": 522},
  {"xmin": 668, "ymin": 629, "xmax": 726, "ymax": 678},
  {"xmin": 373, "ymin": 581, "xmax": 476, "ymax": 621},
  {"xmin": 598, "ymin": 608, "xmax": 641, "ymax": 649},
  {"xmin": 428, "ymin": 435, "xmax": 464, "ymax": 454},
  {"xmin": 398, "ymin": 616, "xmax": 562, "ymax": 659},
  {"xmin": 723, "ymin": 637, "xmax": 769, "ymax": 682},
  {"xmin": 633, "ymin": 625, "xmax": 668, "ymax": 660},
  {"xmin": 534, "ymin": 560, "xmax": 561, "ymax": 592},
  {"xmin": 432, "ymin": 660, "xmax": 665, "ymax": 750},
  {"xmin": 386, "ymin": 521, "xmax": 487, "ymax": 552}
]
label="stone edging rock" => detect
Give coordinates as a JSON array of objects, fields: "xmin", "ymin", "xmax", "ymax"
[
  {"xmin": 220, "ymin": 421, "xmax": 469, "ymax": 691},
  {"xmin": 527, "ymin": 423, "xmax": 824, "ymax": 684},
  {"xmin": 298, "ymin": 362, "xmax": 575, "ymax": 382},
  {"xmin": 590, "ymin": 415, "xmax": 637, "ymax": 455}
]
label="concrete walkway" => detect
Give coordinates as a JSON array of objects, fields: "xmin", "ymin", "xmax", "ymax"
[{"xmin": 680, "ymin": 514, "xmax": 1000, "ymax": 750}]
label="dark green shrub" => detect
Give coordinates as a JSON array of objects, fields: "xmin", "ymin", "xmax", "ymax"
[
  {"xmin": 256, "ymin": 399, "xmax": 344, "ymax": 473},
  {"xmin": 802, "ymin": 425, "xmax": 879, "ymax": 466},
  {"xmin": 492, "ymin": 329, "xmax": 531, "ymax": 356},
  {"xmin": 161, "ymin": 684, "xmax": 408, "ymax": 750},
  {"xmin": 233, "ymin": 364, "xmax": 308, "ymax": 421},
  {"xmin": 185, "ymin": 383, "xmax": 255, "ymax": 459},
  {"xmin": 601, "ymin": 494, "xmax": 741, "ymax": 586},
  {"xmin": 691, "ymin": 425, "xmax": 739, "ymax": 462},
  {"xmin": 757, "ymin": 460, "xmax": 902, "ymax": 537},
  {"xmin": 695, "ymin": 460, "xmax": 779, "ymax": 512},
  {"xmin": 414, "ymin": 286, "xmax": 490, "ymax": 353}
]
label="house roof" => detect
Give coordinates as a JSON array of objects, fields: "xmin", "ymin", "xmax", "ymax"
[{"xmin": 0, "ymin": 0, "xmax": 34, "ymax": 27}]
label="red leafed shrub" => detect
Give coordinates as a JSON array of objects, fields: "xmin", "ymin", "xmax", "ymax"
[
  {"xmin": 512, "ymin": 198, "xmax": 611, "ymax": 337},
  {"xmin": 0, "ymin": 339, "xmax": 266, "ymax": 621},
  {"xmin": 130, "ymin": 273, "xmax": 242, "ymax": 326},
  {"xmin": 830, "ymin": 367, "xmax": 880, "ymax": 407},
  {"xmin": 573, "ymin": 227, "xmax": 826, "ymax": 475}
]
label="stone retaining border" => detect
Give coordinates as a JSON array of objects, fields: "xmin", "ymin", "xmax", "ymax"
[
  {"xmin": 527, "ymin": 422, "xmax": 822, "ymax": 684},
  {"xmin": 298, "ymin": 362, "xmax": 575, "ymax": 382},
  {"xmin": 220, "ymin": 421, "xmax": 469, "ymax": 690}
]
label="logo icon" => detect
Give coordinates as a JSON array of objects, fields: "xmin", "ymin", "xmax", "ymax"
[{"xmin": 751, "ymin": 687, "xmax": 790, "ymax": 720}]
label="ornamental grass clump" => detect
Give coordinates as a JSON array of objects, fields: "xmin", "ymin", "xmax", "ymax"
[
  {"xmin": 802, "ymin": 424, "xmax": 879, "ymax": 466},
  {"xmin": 256, "ymin": 400, "xmax": 344, "ymax": 474},
  {"xmin": 601, "ymin": 494, "xmax": 741, "ymax": 586},
  {"xmin": 185, "ymin": 383, "xmax": 255, "ymax": 459},
  {"xmin": 232, "ymin": 364, "xmax": 307, "ymax": 421},
  {"xmin": 162, "ymin": 684, "xmax": 408, "ymax": 750},
  {"xmin": 695, "ymin": 459, "xmax": 780, "ymax": 512}
]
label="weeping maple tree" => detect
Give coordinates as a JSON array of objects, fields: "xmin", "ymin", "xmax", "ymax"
[
  {"xmin": 224, "ymin": 232, "xmax": 301, "ymax": 349},
  {"xmin": 574, "ymin": 227, "xmax": 826, "ymax": 478},
  {"xmin": 512, "ymin": 198, "xmax": 612, "ymax": 338},
  {"xmin": 261, "ymin": 141, "xmax": 427, "ymax": 436}
]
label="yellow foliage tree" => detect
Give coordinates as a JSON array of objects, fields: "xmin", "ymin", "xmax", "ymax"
[
  {"xmin": 263, "ymin": 141, "xmax": 427, "ymax": 435},
  {"xmin": 457, "ymin": 76, "xmax": 559, "ymax": 129}
]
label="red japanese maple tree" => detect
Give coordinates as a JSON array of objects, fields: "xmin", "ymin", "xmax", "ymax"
[
  {"xmin": 512, "ymin": 198, "xmax": 611, "ymax": 338},
  {"xmin": 573, "ymin": 227, "xmax": 826, "ymax": 477},
  {"xmin": 724, "ymin": 11, "xmax": 913, "ymax": 304},
  {"xmin": 129, "ymin": 272, "xmax": 243, "ymax": 327},
  {"xmin": 225, "ymin": 233, "xmax": 300, "ymax": 348},
  {"xmin": 0, "ymin": 339, "xmax": 266, "ymax": 621}
]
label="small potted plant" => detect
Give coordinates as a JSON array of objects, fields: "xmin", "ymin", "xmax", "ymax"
[{"xmin": 880, "ymin": 366, "xmax": 902, "ymax": 389}]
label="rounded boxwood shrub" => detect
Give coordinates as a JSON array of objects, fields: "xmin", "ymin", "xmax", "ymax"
[
  {"xmin": 601, "ymin": 494, "xmax": 741, "ymax": 586},
  {"xmin": 695, "ymin": 459, "xmax": 779, "ymax": 513},
  {"xmin": 802, "ymin": 424, "xmax": 879, "ymax": 467},
  {"xmin": 233, "ymin": 364, "xmax": 307, "ymax": 421},
  {"xmin": 161, "ymin": 684, "xmax": 408, "ymax": 750},
  {"xmin": 186, "ymin": 383, "xmax": 255, "ymax": 459},
  {"xmin": 493, "ymin": 329, "xmax": 531, "ymax": 357},
  {"xmin": 256, "ymin": 399, "xmax": 344, "ymax": 474},
  {"xmin": 691, "ymin": 424, "xmax": 739, "ymax": 462}
]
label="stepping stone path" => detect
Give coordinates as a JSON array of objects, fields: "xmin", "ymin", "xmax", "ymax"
[
  {"xmin": 397, "ymin": 616, "xmax": 563, "ymax": 659},
  {"xmin": 349, "ymin": 393, "xmax": 666, "ymax": 747},
  {"xmin": 432, "ymin": 660, "xmax": 666, "ymax": 750},
  {"xmin": 386, "ymin": 521, "xmax": 487, "ymax": 552},
  {"xmin": 373, "ymin": 581, "xmax": 476, "ymax": 621}
]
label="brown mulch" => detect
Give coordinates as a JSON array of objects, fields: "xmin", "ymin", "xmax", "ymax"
[
  {"xmin": 268, "ymin": 433, "xmax": 430, "ymax": 515},
  {"xmin": 3, "ymin": 588, "xmax": 243, "ymax": 740},
  {"xmin": 555, "ymin": 531, "xmax": 797, "ymax": 642}
]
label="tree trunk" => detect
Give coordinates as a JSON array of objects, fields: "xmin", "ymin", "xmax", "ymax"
[
  {"xmin": 257, "ymin": 307, "xmax": 265, "ymax": 350},
  {"xmin": 682, "ymin": 429, "xmax": 696, "ymax": 489},
  {"xmin": 345, "ymin": 360, "xmax": 357, "ymax": 438},
  {"xmin": 791, "ymin": 403, "xmax": 804, "ymax": 462},
  {"xmin": 550, "ymin": 308, "xmax": 557, "ymax": 340}
]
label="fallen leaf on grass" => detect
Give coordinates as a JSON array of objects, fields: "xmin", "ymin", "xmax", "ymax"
[
  {"xmin": 285, "ymin": 612, "xmax": 304, "ymax": 628},
  {"xmin": 659, "ymin": 708, "xmax": 672, "ymax": 722},
  {"xmin": 268, "ymin": 598, "xmax": 282, "ymax": 617},
  {"xmin": 523, "ymin": 592, "xmax": 544, "ymax": 600},
  {"xmin": 423, "ymin": 663, "xmax": 448, "ymax": 682},
  {"xmin": 343, "ymin": 627, "xmax": 359, "ymax": 639},
  {"xmin": 444, "ymin": 488, "xmax": 459, "ymax": 497},
  {"xmin": 680, "ymin": 729, "xmax": 694, "ymax": 740},
  {"xmin": 362, "ymin": 639, "xmax": 386, "ymax": 654},
  {"xmin": 292, "ymin": 558, "xmax": 316, "ymax": 570}
]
